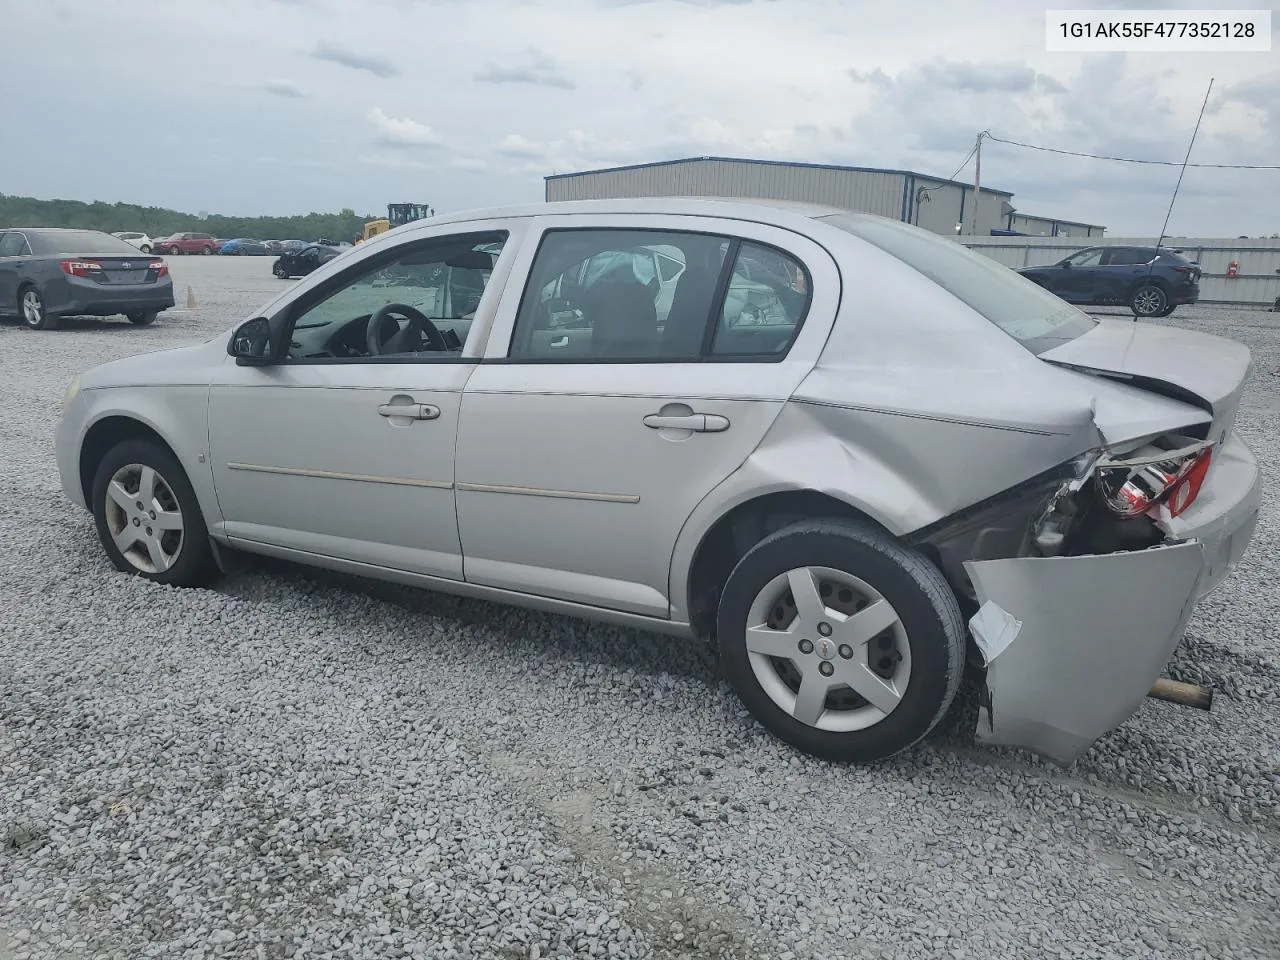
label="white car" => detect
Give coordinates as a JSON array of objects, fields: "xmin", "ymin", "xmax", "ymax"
[{"xmin": 111, "ymin": 232, "xmax": 155, "ymax": 254}]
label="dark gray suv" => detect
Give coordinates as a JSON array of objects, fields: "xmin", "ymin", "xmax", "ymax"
[{"xmin": 1018, "ymin": 245, "xmax": 1201, "ymax": 318}]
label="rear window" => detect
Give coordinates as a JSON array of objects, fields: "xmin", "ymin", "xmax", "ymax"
[
  {"xmin": 31, "ymin": 231, "xmax": 143, "ymax": 256},
  {"xmin": 821, "ymin": 214, "xmax": 1097, "ymax": 355}
]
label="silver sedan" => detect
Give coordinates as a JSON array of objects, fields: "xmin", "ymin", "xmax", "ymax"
[{"xmin": 54, "ymin": 198, "xmax": 1260, "ymax": 765}]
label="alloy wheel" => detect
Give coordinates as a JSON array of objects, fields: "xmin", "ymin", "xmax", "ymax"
[
  {"xmin": 102, "ymin": 463, "xmax": 185, "ymax": 573},
  {"xmin": 743, "ymin": 566, "xmax": 912, "ymax": 732},
  {"xmin": 1132, "ymin": 286, "xmax": 1165, "ymax": 316},
  {"xmin": 21, "ymin": 290, "xmax": 44, "ymax": 328}
]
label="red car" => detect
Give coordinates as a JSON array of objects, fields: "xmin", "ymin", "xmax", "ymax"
[{"xmin": 153, "ymin": 232, "xmax": 221, "ymax": 256}]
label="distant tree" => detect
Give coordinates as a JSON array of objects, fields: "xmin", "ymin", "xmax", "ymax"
[{"xmin": 0, "ymin": 194, "xmax": 379, "ymax": 243}]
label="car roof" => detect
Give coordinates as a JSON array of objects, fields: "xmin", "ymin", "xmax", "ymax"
[
  {"xmin": 1, "ymin": 226, "xmax": 116, "ymax": 235},
  {"xmin": 401, "ymin": 197, "xmax": 860, "ymax": 232}
]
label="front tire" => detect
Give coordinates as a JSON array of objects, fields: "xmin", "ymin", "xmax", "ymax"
[
  {"xmin": 140, "ymin": 244, "xmax": 152, "ymax": 254},
  {"xmin": 1130, "ymin": 283, "xmax": 1167, "ymax": 318},
  {"xmin": 168, "ymin": 246, "xmax": 182, "ymax": 256},
  {"xmin": 18, "ymin": 285, "xmax": 57, "ymax": 330},
  {"xmin": 273, "ymin": 261, "xmax": 289, "ymax": 278},
  {"xmin": 91, "ymin": 440, "xmax": 218, "ymax": 587},
  {"xmin": 716, "ymin": 519, "xmax": 965, "ymax": 763},
  {"xmin": 127, "ymin": 310, "xmax": 159, "ymax": 326},
  {"xmin": 201, "ymin": 245, "xmax": 214, "ymax": 255}
]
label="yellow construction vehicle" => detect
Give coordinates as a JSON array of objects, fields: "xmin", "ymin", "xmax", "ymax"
[{"xmin": 358, "ymin": 202, "xmax": 434, "ymax": 243}]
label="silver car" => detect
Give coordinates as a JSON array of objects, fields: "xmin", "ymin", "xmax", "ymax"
[{"xmin": 54, "ymin": 199, "xmax": 1260, "ymax": 765}]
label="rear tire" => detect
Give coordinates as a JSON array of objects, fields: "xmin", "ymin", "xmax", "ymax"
[
  {"xmin": 716, "ymin": 519, "xmax": 966, "ymax": 763},
  {"xmin": 91, "ymin": 439, "xmax": 218, "ymax": 587},
  {"xmin": 1130, "ymin": 283, "xmax": 1167, "ymax": 318},
  {"xmin": 128, "ymin": 310, "xmax": 159, "ymax": 326},
  {"xmin": 1157, "ymin": 303, "xmax": 1177, "ymax": 318},
  {"xmin": 18, "ymin": 285, "xmax": 57, "ymax": 330}
]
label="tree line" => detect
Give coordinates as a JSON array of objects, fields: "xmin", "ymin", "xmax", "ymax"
[{"xmin": 0, "ymin": 194, "xmax": 380, "ymax": 243}]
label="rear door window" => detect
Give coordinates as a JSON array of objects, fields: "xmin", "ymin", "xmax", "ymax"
[
  {"xmin": 711, "ymin": 242, "xmax": 811, "ymax": 357},
  {"xmin": 0, "ymin": 233, "xmax": 25, "ymax": 257}
]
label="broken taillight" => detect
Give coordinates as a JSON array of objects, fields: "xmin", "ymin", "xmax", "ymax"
[{"xmin": 1096, "ymin": 443, "xmax": 1214, "ymax": 519}]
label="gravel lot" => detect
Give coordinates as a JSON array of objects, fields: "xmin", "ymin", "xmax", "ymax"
[{"xmin": 2, "ymin": 256, "xmax": 1277, "ymax": 960}]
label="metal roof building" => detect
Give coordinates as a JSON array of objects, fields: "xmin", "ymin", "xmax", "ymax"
[{"xmin": 545, "ymin": 156, "xmax": 1104, "ymax": 239}]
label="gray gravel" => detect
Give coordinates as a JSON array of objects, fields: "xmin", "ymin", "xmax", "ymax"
[{"xmin": 2, "ymin": 257, "xmax": 1278, "ymax": 959}]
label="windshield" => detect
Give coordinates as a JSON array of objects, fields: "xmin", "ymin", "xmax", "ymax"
[{"xmin": 821, "ymin": 214, "xmax": 1097, "ymax": 354}]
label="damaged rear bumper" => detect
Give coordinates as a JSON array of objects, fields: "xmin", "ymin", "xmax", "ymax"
[{"xmin": 964, "ymin": 433, "xmax": 1260, "ymax": 764}]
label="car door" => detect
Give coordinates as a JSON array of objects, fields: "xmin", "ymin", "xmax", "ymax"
[
  {"xmin": 1098, "ymin": 246, "xmax": 1152, "ymax": 300},
  {"xmin": 207, "ymin": 222, "xmax": 525, "ymax": 580},
  {"xmin": 1050, "ymin": 247, "xmax": 1105, "ymax": 301},
  {"xmin": 0, "ymin": 232, "xmax": 34, "ymax": 314},
  {"xmin": 0, "ymin": 232, "xmax": 19, "ymax": 310},
  {"xmin": 455, "ymin": 215, "xmax": 839, "ymax": 618}
]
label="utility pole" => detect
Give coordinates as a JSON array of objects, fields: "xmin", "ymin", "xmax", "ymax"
[{"xmin": 970, "ymin": 131, "xmax": 983, "ymax": 235}]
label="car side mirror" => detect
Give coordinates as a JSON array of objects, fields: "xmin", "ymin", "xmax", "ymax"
[
  {"xmin": 229, "ymin": 317, "xmax": 273, "ymax": 365},
  {"xmin": 1060, "ymin": 261, "xmax": 1072, "ymax": 269}
]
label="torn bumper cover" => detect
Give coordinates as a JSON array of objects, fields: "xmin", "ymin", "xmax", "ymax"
[{"xmin": 963, "ymin": 433, "xmax": 1260, "ymax": 764}]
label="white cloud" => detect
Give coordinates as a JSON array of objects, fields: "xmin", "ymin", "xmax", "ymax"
[
  {"xmin": 450, "ymin": 156, "xmax": 490, "ymax": 172},
  {"xmin": 475, "ymin": 47, "xmax": 575, "ymax": 90},
  {"xmin": 310, "ymin": 41, "xmax": 397, "ymax": 78},
  {"xmin": 263, "ymin": 77, "xmax": 305, "ymax": 98},
  {"xmin": 495, "ymin": 133, "xmax": 547, "ymax": 159},
  {"xmin": 367, "ymin": 107, "xmax": 441, "ymax": 148}
]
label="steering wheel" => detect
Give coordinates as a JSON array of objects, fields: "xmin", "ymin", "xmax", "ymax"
[{"xmin": 366, "ymin": 302, "xmax": 449, "ymax": 356}]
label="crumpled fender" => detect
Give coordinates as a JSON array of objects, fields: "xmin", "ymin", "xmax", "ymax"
[{"xmin": 965, "ymin": 540, "xmax": 1204, "ymax": 764}]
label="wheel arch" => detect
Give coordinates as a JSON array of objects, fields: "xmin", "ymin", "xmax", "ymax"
[
  {"xmin": 79, "ymin": 416, "xmax": 178, "ymax": 506},
  {"xmin": 1128, "ymin": 275, "xmax": 1170, "ymax": 295},
  {"xmin": 682, "ymin": 488, "xmax": 905, "ymax": 638},
  {"xmin": 75, "ymin": 404, "xmax": 219, "ymax": 530}
]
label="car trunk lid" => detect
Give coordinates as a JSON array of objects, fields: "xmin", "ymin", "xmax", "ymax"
[
  {"xmin": 88, "ymin": 256, "xmax": 165, "ymax": 285},
  {"xmin": 1038, "ymin": 318, "xmax": 1251, "ymax": 443}
]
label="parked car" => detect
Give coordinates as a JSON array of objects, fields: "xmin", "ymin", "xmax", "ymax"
[
  {"xmin": 153, "ymin": 232, "xmax": 220, "ymax": 256},
  {"xmin": 277, "ymin": 239, "xmax": 307, "ymax": 254},
  {"xmin": 219, "ymin": 238, "xmax": 271, "ymax": 256},
  {"xmin": 1018, "ymin": 245, "xmax": 1201, "ymax": 318},
  {"xmin": 0, "ymin": 227, "xmax": 174, "ymax": 330},
  {"xmin": 54, "ymin": 199, "xmax": 1258, "ymax": 767},
  {"xmin": 272, "ymin": 242, "xmax": 344, "ymax": 278},
  {"xmin": 111, "ymin": 231, "xmax": 155, "ymax": 254}
]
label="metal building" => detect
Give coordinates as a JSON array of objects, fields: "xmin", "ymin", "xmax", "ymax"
[
  {"xmin": 1005, "ymin": 213, "xmax": 1105, "ymax": 239},
  {"xmin": 544, "ymin": 156, "xmax": 1104, "ymax": 238}
]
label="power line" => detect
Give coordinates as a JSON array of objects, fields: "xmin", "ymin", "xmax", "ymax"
[
  {"xmin": 985, "ymin": 132, "xmax": 1280, "ymax": 170},
  {"xmin": 1156, "ymin": 79, "xmax": 1213, "ymax": 251},
  {"xmin": 917, "ymin": 142, "xmax": 979, "ymax": 198}
]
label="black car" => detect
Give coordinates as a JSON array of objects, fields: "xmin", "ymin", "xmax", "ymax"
[
  {"xmin": 1018, "ymin": 245, "xmax": 1201, "ymax": 318},
  {"xmin": 272, "ymin": 242, "xmax": 344, "ymax": 279},
  {"xmin": 0, "ymin": 228, "xmax": 175, "ymax": 330}
]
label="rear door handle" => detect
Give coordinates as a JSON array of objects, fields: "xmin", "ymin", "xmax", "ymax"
[
  {"xmin": 643, "ymin": 413, "xmax": 730, "ymax": 432},
  {"xmin": 378, "ymin": 401, "xmax": 440, "ymax": 420}
]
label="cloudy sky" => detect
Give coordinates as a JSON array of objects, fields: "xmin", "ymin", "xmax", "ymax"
[{"xmin": 1, "ymin": 0, "xmax": 1277, "ymax": 236}]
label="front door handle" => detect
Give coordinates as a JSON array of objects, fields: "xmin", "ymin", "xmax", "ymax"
[
  {"xmin": 378, "ymin": 401, "xmax": 440, "ymax": 420},
  {"xmin": 643, "ymin": 413, "xmax": 730, "ymax": 433}
]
